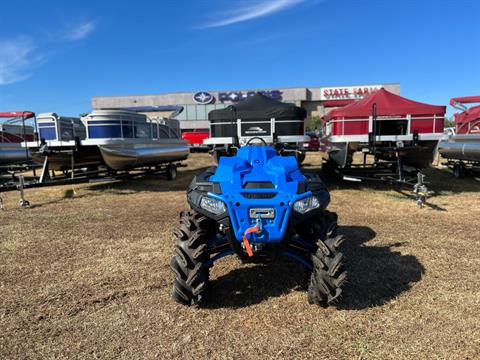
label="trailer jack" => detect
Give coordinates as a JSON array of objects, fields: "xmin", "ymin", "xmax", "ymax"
[
  {"xmin": 413, "ymin": 172, "xmax": 428, "ymax": 208},
  {"xmin": 17, "ymin": 176, "xmax": 30, "ymax": 208}
]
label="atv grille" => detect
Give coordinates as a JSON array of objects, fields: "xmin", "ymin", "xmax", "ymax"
[
  {"xmin": 243, "ymin": 181, "xmax": 274, "ymax": 189},
  {"xmin": 241, "ymin": 193, "xmax": 277, "ymax": 199}
]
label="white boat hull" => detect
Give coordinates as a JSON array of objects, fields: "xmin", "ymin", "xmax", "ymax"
[{"xmin": 98, "ymin": 141, "xmax": 189, "ymax": 170}]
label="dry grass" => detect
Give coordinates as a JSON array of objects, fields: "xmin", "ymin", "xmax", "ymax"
[{"xmin": 0, "ymin": 152, "xmax": 479, "ymax": 359}]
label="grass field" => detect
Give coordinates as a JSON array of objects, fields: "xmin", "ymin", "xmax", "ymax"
[{"xmin": 1, "ymin": 152, "xmax": 479, "ymax": 359}]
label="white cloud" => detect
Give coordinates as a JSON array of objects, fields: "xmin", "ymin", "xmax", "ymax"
[
  {"xmin": 200, "ymin": 0, "xmax": 306, "ymax": 28},
  {"xmin": 64, "ymin": 21, "xmax": 96, "ymax": 41},
  {"xmin": 0, "ymin": 37, "xmax": 43, "ymax": 85},
  {"xmin": 0, "ymin": 20, "xmax": 95, "ymax": 85}
]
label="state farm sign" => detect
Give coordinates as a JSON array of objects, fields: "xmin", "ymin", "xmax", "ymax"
[{"xmin": 320, "ymin": 85, "xmax": 383, "ymax": 100}]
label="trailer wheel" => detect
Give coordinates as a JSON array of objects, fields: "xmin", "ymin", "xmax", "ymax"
[
  {"xmin": 322, "ymin": 159, "xmax": 338, "ymax": 178},
  {"xmin": 453, "ymin": 163, "xmax": 466, "ymax": 179},
  {"xmin": 166, "ymin": 164, "xmax": 177, "ymax": 180},
  {"xmin": 107, "ymin": 167, "xmax": 117, "ymax": 177},
  {"xmin": 170, "ymin": 210, "xmax": 215, "ymax": 305},
  {"xmin": 300, "ymin": 212, "xmax": 347, "ymax": 306}
]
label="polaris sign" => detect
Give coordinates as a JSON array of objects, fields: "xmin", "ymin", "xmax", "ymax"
[
  {"xmin": 219, "ymin": 90, "xmax": 282, "ymax": 103},
  {"xmin": 193, "ymin": 92, "xmax": 215, "ymax": 104}
]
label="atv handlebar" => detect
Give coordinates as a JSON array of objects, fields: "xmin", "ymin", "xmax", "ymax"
[{"xmin": 246, "ymin": 137, "xmax": 268, "ymax": 146}]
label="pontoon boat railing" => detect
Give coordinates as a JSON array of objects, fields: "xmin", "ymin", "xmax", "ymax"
[{"xmin": 324, "ymin": 114, "xmax": 445, "ymax": 137}]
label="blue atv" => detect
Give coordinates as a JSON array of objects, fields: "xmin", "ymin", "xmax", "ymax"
[{"xmin": 171, "ymin": 139, "xmax": 346, "ymax": 306}]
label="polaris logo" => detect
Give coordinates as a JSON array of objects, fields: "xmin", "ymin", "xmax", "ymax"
[
  {"xmin": 245, "ymin": 126, "xmax": 267, "ymax": 135},
  {"xmin": 193, "ymin": 92, "xmax": 214, "ymax": 105}
]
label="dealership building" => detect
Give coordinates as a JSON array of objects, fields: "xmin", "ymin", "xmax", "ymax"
[{"xmin": 92, "ymin": 83, "xmax": 401, "ymax": 131}]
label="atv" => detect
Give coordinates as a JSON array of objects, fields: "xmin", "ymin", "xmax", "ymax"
[{"xmin": 170, "ymin": 139, "xmax": 346, "ymax": 306}]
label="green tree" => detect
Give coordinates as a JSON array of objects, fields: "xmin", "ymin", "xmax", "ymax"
[
  {"xmin": 444, "ymin": 116, "xmax": 455, "ymax": 128},
  {"xmin": 306, "ymin": 115, "xmax": 321, "ymax": 131}
]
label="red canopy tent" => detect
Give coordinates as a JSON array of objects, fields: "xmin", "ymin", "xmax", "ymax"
[{"xmin": 323, "ymin": 88, "xmax": 445, "ymax": 137}]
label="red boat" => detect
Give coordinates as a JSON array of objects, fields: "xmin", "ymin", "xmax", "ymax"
[
  {"xmin": 448, "ymin": 96, "xmax": 480, "ymax": 135},
  {"xmin": 0, "ymin": 111, "xmax": 35, "ymax": 165},
  {"xmin": 322, "ymin": 89, "xmax": 445, "ymax": 169},
  {"xmin": 438, "ymin": 96, "xmax": 480, "ymax": 177}
]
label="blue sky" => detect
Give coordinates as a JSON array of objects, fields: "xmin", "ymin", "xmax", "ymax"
[{"xmin": 0, "ymin": 0, "xmax": 479, "ymax": 117}]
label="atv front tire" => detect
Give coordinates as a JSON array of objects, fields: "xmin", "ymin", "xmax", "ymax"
[
  {"xmin": 170, "ymin": 210, "xmax": 215, "ymax": 305},
  {"xmin": 303, "ymin": 212, "xmax": 347, "ymax": 306}
]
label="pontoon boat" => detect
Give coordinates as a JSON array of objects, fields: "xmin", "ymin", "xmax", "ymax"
[
  {"xmin": 438, "ymin": 96, "xmax": 480, "ymax": 177},
  {"xmin": 0, "ymin": 111, "xmax": 35, "ymax": 166}
]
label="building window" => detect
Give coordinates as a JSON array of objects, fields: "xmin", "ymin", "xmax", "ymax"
[
  {"xmin": 196, "ymin": 105, "xmax": 207, "ymax": 121},
  {"xmin": 172, "ymin": 103, "xmax": 228, "ymax": 122}
]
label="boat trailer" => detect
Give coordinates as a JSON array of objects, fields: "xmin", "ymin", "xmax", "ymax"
[
  {"xmin": 0, "ymin": 161, "xmax": 186, "ymax": 209},
  {"xmin": 323, "ymin": 147, "xmax": 430, "ymax": 208}
]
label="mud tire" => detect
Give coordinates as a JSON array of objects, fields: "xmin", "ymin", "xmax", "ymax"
[
  {"xmin": 301, "ymin": 211, "xmax": 347, "ymax": 307},
  {"xmin": 170, "ymin": 210, "xmax": 215, "ymax": 305}
]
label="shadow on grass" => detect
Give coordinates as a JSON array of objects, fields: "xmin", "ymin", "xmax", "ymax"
[
  {"xmin": 202, "ymin": 259, "xmax": 307, "ymax": 309},
  {"xmin": 83, "ymin": 166, "xmax": 212, "ymax": 193},
  {"xmin": 25, "ymin": 166, "xmax": 212, "ymax": 209},
  {"xmin": 320, "ymin": 166, "xmax": 479, "ymax": 195},
  {"xmin": 202, "ymin": 225, "xmax": 425, "ymax": 310},
  {"xmin": 303, "ymin": 155, "xmax": 480, "ymax": 195},
  {"xmin": 422, "ymin": 167, "xmax": 480, "ymax": 195},
  {"xmin": 337, "ymin": 225, "xmax": 425, "ymax": 310}
]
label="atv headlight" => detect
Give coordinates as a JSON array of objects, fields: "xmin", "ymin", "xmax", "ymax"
[
  {"xmin": 293, "ymin": 196, "xmax": 320, "ymax": 214},
  {"xmin": 200, "ymin": 196, "xmax": 226, "ymax": 215}
]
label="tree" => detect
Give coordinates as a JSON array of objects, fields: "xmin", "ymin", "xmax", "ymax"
[
  {"xmin": 306, "ymin": 115, "xmax": 321, "ymax": 131},
  {"xmin": 444, "ymin": 116, "xmax": 455, "ymax": 129}
]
